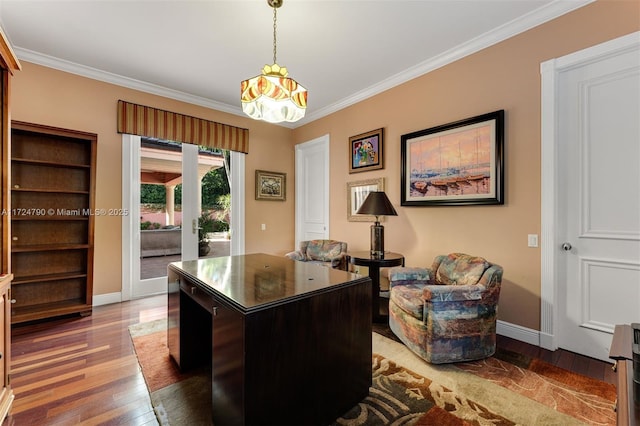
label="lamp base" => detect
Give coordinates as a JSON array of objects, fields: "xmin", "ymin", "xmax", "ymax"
[{"xmin": 370, "ymin": 222, "xmax": 384, "ymax": 258}]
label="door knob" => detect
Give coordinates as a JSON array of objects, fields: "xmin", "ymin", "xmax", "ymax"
[{"xmin": 561, "ymin": 242, "xmax": 572, "ymax": 251}]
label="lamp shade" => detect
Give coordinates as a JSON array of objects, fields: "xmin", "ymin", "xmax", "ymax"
[
  {"xmin": 357, "ymin": 191, "xmax": 396, "ymax": 258},
  {"xmin": 241, "ymin": 64, "xmax": 307, "ymax": 123},
  {"xmin": 356, "ymin": 191, "xmax": 397, "ymax": 217},
  {"xmin": 356, "ymin": 191, "xmax": 398, "ymax": 216}
]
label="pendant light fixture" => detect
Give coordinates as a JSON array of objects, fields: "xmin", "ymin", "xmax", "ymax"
[{"xmin": 240, "ymin": 0, "xmax": 307, "ymax": 123}]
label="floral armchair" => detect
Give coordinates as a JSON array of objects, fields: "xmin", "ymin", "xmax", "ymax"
[
  {"xmin": 388, "ymin": 253, "xmax": 503, "ymax": 364},
  {"xmin": 285, "ymin": 239, "xmax": 348, "ymax": 270}
]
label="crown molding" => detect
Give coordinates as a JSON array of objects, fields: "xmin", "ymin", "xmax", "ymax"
[
  {"xmin": 298, "ymin": 0, "xmax": 594, "ymax": 126},
  {"xmin": 14, "ymin": 0, "xmax": 593, "ymax": 129},
  {"xmin": 15, "ymin": 47, "xmax": 245, "ymax": 117}
]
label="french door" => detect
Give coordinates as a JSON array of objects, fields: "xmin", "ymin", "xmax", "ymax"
[
  {"xmin": 123, "ymin": 135, "xmax": 199, "ymax": 298},
  {"xmin": 122, "ymin": 135, "xmax": 245, "ymax": 301}
]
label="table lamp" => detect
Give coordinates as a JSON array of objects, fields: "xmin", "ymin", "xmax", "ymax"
[{"xmin": 356, "ymin": 191, "xmax": 398, "ymax": 258}]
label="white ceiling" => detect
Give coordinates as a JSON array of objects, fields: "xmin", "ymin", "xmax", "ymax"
[{"xmin": 0, "ymin": 0, "xmax": 591, "ymax": 128}]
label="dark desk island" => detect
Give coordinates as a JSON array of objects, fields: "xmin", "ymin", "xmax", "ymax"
[{"xmin": 167, "ymin": 253, "xmax": 372, "ymax": 426}]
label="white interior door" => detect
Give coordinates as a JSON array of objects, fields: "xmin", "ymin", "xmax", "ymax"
[
  {"xmin": 555, "ymin": 35, "xmax": 640, "ymax": 361},
  {"xmin": 295, "ymin": 135, "xmax": 329, "ymax": 248}
]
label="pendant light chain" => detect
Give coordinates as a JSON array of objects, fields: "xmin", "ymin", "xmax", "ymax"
[
  {"xmin": 272, "ymin": 5, "xmax": 278, "ymax": 65},
  {"xmin": 240, "ymin": 0, "xmax": 307, "ymax": 123}
]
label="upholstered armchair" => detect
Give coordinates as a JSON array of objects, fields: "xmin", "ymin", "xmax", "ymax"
[
  {"xmin": 388, "ymin": 253, "xmax": 503, "ymax": 364},
  {"xmin": 285, "ymin": 239, "xmax": 348, "ymax": 270}
]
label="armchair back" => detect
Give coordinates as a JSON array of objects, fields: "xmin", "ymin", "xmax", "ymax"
[{"xmin": 285, "ymin": 239, "xmax": 348, "ymax": 270}]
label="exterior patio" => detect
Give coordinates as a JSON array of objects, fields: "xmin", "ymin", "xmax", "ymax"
[{"xmin": 140, "ymin": 234, "xmax": 230, "ymax": 280}]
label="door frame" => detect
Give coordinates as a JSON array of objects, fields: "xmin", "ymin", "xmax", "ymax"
[
  {"xmin": 294, "ymin": 134, "xmax": 330, "ymax": 247},
  {"xmin": 121, "ymin": 135, "xmax": 245, "ymax": 301},
  {"xmin": 539, "ymin": 31, "xmax": 639, "ymax": 351}
]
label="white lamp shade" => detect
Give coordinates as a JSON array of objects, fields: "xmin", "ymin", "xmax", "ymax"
[{"xmin": 241, "ymin": 71, "xmax": 307, "ymax": 123}]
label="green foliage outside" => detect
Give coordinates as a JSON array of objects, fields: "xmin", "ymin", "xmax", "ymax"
[
  {"xmin": 141, "ymin": 164, "xmax": 231, "ymax": 232},
  {"xmin": 140, "ymin": 166, "xmax": 230, "ymax": 209},
  {"xmin": 140, "ymin": 221, "xmax": 162, "ymax": 230}
]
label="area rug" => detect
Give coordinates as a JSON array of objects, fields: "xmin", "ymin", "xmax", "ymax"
[{"xmin": 129, "ymin": 319, "xmax": 616, "ymax": 425}]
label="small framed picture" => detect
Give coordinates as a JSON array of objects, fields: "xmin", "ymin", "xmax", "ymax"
[
  {"xmin": 347, "ymin": 177, "xmax": 384, "ymax": 222},
  {"xmin": 255, "ymin": 170, "xmax": 286, "ymax": 201},
  {"xmin": 349, "ymin": 128, "xmax": 384, "ymax": 174}
]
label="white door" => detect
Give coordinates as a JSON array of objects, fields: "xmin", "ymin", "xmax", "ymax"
[
  {"xmin": 295, "ymin": 135, "xmax": 329, "ymax": 247},
  {"xmin": 555, "ymin": 35, "xmax": 640, "ymax": 361},
  {"xmin": 122, "ymin": 137, "xmax": 245, "ymax": 301},
  {"xmin": 122, "ymin": 136, "xmax": 199, "ymax": 298},
  {"xmin": 180, "ymin": 143, "xmax": 200, "ymax": 262}
]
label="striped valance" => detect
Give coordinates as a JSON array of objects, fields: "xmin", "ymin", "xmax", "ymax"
[{"xmin": 117, "ymin": 100, "xmax": 249, "ymax": 154}]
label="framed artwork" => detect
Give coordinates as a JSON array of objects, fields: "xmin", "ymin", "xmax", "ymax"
[
  {"xmin": 349, "ymin": 128, "xmax": 384, "ymax": 174},
  {"xmin": 347, "ymin": 177, "xmax": 384, "ymax": 222},
  {"xmin": 401, "ymin": 110, "xmax": 504, "ymax": 206},
  {"xmin": 255, "ymin": 170, "xmax": 286, "ymax": 201}
]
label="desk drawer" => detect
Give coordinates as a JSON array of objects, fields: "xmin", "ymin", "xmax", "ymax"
[{"xmin": 180, "ymin": 278, "xmax": 215, "ymax": 312}]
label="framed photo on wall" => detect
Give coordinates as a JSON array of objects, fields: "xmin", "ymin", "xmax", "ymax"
[
  {"xmin": 349, "ymin": 128, "xmax": 384, "ymax": 174},
  {"xmin": 401, "ymin": 110, "xmax": 504, "ymax": 206},
  {"xmin": 255, "ymin": 170, "xmax": 286, "ymax": 201},
  {"xmin": 347, "ymin": 177, "xmax": 384, "ymax": 221}
]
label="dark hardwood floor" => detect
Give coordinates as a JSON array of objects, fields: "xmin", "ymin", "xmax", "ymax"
[{"xmin": 4, "ymin": 294, "xmax": 616, "ymax": 425}]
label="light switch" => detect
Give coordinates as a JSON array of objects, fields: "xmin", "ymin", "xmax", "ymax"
[
  {"xmin": 527, "ymin": 234, "xmax": 538, "ymax": 248},
  {"xmin": 261, "ymin": 223, "xmax": 266, "ymax": 231}
]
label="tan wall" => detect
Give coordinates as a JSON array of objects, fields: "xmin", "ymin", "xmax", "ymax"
[
  {"xmin": 6, "ymin": 0, "xmax": 638, "ymax": 330},
  {"xmin": 10, "ymin": 63, "xmax": 295, "ymax": 296},
  {"xmin": 292, "ymin": 0, "xmax": 640, "ymax": 330}
]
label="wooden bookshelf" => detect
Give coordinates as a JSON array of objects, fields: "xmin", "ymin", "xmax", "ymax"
[
  {"xmin": 10, "ymin": 121, "xmax": 96, "ymax": 324},
  {"xmin": 1, "ymin": 25, "xmax": 22, "ymax": 423}
]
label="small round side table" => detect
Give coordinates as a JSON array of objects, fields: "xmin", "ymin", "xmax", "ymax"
[{"xmin": 348, "ymin": 251, "xmax": 404, "ymax": 323}]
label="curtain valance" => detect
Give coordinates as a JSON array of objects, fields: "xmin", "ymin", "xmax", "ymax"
[{"xmin": 117, "ymin": 100, "xmax": 249, "ymax": 154}]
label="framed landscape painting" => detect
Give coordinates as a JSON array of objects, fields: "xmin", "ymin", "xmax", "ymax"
[
  {"xmin": 401, "ymin": 110, "xmax": 504, "ymax": 206},
  {"xmin": 255, "ymin": 170, "xmax": 286, "ymax": 201}
]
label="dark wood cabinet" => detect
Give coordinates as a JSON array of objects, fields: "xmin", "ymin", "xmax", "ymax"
[
  {"xmin": 609, "ymin": 324, "xmax": 639, "ymax": 426},
  {"xmin": 10, "ymin": 121, "xmax": 96, "ymax": 324}
]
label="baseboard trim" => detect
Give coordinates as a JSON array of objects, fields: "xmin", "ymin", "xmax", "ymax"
[
  {"xmin": 539, "ymin": 332, "xmax": 557, "ymax": 351},
  {"xmin": 497, "ymin": 320, "xmax": 540, "ymax": 346},
  {"xmin": 91, "ymin": 296, "xmax": 544, "ymax": 348},
  {"xmin": 93, "ymin": 292, "xmax": 122, "ymax": 307}
]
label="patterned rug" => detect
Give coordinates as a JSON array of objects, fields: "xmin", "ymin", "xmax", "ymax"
[{"xmin": 129, "ymin": 319, "xmax": 616, "ymax": 426}]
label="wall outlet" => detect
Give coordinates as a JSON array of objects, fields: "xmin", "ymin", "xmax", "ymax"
[
  {"xmin": 261, "ymin": 223, "xmax": 266, "ymax": 231},
  {"xmin": 527, "ymin": 234, "xmax": 538, "ymax": 248}
]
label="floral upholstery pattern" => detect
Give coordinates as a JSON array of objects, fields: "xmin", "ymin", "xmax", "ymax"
[
  {"xmin": 388, "ymin": 253, "xmax": 503, "ymax": 364},
  {"xmin": 284, "ymin": 239, "xmax": 348, "ymax": 270},
  {"xmin": 433, "ymin": 253, "xmax": 489, "ymax": 286}
]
